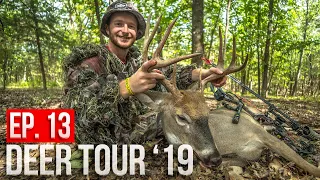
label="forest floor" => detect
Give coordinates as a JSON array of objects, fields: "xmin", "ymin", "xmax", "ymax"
[{"xmin": 0, "ymin": 88, "xmax": 319, "ymax": 179}]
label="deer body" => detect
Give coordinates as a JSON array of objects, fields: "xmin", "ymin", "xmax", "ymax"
[
  {"xmin": 209, "ymin": 109, "xmax": 265, "ymax": 162},
  {"xmin": 207, "ymin": 108, "xmax": 320, "ymax": 177}
]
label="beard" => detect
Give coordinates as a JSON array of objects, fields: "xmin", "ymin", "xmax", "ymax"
[{"xmin": 109, "ymin": 33, "xmax": 135, "ymax": 50}]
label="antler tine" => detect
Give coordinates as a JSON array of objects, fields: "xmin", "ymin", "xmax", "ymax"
[
  {"xmin": 148, "ymin": 15, "xmax": 202, "ymax": 70},
  {"xmin": 142, "ymin": 14, "xmax": 151, "ymax": 62},
  {"xmin": 160, "ymin": 79, "xmax": 182, "ymax": 98},
  {"xmin": 150, "ymin": 53, "xmax": 202, "ymax": 70},
  {"xmin": 217, "ymin": 26, "xmax": 224, "ymax": 71},
  {"xmin": 171, "ymin": 64, "xmax": 177, "ymax": 86},
  {"xmin": 142, "ymin": 14, "xmax": 162, "ymax": 62},
  {"xmin": 152, "ymin": 17, "xmax": 178, "ymax": 59},
  {"xmin": 224, "ymin": 36, "xmax": 248, "ymax": 74},
  {"xmin": 228, "ymin": 35, "xmax": 236, "ymax": 69},
  {"xmin": 225, "ymin": 53, "xmax": 248, "ymax": 74},
  {"xmin": 200, "ymin": 35, "xmax": 248, "ymax": 92}
]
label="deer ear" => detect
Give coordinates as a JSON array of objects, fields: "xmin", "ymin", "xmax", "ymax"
[{"xmin": 135, "ymin": 91, "xmax": 171, "ymax": 110}]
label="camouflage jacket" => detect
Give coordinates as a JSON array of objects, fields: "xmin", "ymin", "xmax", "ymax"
[{"xmin": 63, "ymin": 44, "xmax": 195, "ymax": 145}]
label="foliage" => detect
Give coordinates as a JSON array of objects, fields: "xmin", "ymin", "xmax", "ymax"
[{"xmin": 0, "ymin": 0, "xmax": 319, "ymax": 97}]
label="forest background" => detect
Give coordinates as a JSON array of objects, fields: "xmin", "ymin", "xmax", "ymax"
[
  {"xmin": 0, "ymin": 0, "xmax": 320, "ymax": 178},
  {"xmin": 0, "ymin": 0, "xmax": 320, "ymax": 99}
]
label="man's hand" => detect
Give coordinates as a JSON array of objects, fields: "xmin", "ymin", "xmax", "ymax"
[
  {"xmin": 120, "ymin": 60, "xmax": 165, "ymax": 98},
  {"xmin": 130, "ymin": 60, "xmax": 165, "ymax": 93},
  {"xmin": 192, "ymin": 67, "xmax": 227, "ymax": 87}
]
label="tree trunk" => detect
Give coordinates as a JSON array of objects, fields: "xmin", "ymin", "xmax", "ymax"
[
  {"xmin": 1, "ymin": 23, "xmax": 7, "ymax": 89},
  {"xmin": 291, "ymin": 0, "xmax": 309, "ymax": 96},
  {"xmin": 94, "ymin": 0, "xmax": 105, "ymax": 45},
  {"xmin": 191, "ymin": 0, "xmax": 204, "ymax": 66},
  {"xmin": 246, "ymin": 65, "xmax": 251, "ymax": 91},
  {"xmin": 267, "ymin": 47, "xmax": 276, "ymax": 89},
  {"xmin": 316, "ymin": 75, "xmax": 320, "ymax": 97},
  {"xmin": 307, "ymin": 53, "xmax": 314, "ymax": 96},
  {"xmin": 207, "ymin": 3, "xmax": 221, "ymax": 59},
  {"xmin": 2, "ymin": 49, "xmax": 8, "ymax": 89},
  {"xmin": 256, "ymin": 1, "xmax": 261, "ymax": 95},
  {"xmin": 31, "ymin": 0, "xmax": 47, "ymax": 90},
  {"xmin": 223, "ymin": 0, "xmax": 232, "ymax": 60},
  {"xmin": 241, "ymin": 50, "xmax": 246, "ymax": 95},
  {"xmin": 261, "ymin": 0, "xmax": 274, "ymax": 98},
  {"xmin": 153, "ymin": 0, "xmax": 162, "ymax": 54},
  {"xmin": 302, "ymin": 71, "xmax": 307, "ymax": 96},
  {"xmin": 8, "ymin": 62, "xmax": 12, "ymax": 83}
]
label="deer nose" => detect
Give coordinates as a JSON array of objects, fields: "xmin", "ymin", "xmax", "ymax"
[
  {"xmin": 211, "ymin": 156, "xmax": 222, "ymax": 166},
  {"xmin": 202, "ymin": 155, "xmax": 222, "ymax": 167},
  {"xmin": 196, "ymin": 149, "xmax": 222, "ymax": 167}
]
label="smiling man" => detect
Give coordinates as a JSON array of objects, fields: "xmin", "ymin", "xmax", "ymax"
[
  {"xmin": 106, "ymin": 12, "xmax": 137, "ymax": 47},
  {"xmin": 63, "ymin": 0, "xmax": 227, "ymax": 145},
  {"xmin": 104, "ymin": 12, "xmax": 139, "ymax": 57}
]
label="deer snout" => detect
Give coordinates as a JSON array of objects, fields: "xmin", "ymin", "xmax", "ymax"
[
  {"xmin": 205, "ymin": 156, "xmax": 222, "ymax": 167},
  {"xmin": 191, "ymin": 118, "xmax": 222, "ymax": 167},
  {"xmin": 197, "ymin": 150, "xmax": 222, "ymax": 167}
]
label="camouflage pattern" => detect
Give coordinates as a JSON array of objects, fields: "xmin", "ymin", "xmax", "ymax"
[{"xmin": 63, "ymin": 44, "xmax": 195, "ymax": 145}]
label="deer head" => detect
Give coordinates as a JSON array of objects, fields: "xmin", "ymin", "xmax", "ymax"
[{"xmin": 136, "ymin": 16, "xmax": 247, "ymax": 168}]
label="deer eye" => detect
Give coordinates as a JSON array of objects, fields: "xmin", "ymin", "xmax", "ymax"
[{"xmin": 176, "ymin": 114, "xmax": 191, "ymax": 126}]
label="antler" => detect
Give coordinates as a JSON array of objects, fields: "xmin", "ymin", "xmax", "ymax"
[
  {"xmin": 142, "ymin": 14, "xmax": 201, "ymax": 98},
  {"xmin": 200, "ymin": 27, "xmax": 248, "ymax": 91}
]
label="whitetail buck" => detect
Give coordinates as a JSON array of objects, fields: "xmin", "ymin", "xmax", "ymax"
[{"xmin": 136, "ymin": 16, "xmax": 320, "ymax": 177}]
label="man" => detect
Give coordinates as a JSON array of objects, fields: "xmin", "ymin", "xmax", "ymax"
[{"xmin": 63, "ymin": 0, "xmax": 226, "ymax": 145}]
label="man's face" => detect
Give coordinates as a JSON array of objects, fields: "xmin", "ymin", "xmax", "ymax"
[{"xmin": 106, "ymin": 12, "xmax": 138, "ymax": 49}]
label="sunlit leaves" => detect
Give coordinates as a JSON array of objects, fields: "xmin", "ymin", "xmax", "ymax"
[{"xmin": 0, "ymin": 0, "xmax": 319, "ymax": 96}]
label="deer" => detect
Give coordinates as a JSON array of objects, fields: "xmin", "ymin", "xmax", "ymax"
[{"xmin": 135, "ymin": 15, "xmax": 320, "ymax": 177}]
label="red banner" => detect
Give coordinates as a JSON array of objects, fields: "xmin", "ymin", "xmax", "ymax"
[{"xmin": 6, "ymin": 109, "xmax": 75, "ymax": 143}]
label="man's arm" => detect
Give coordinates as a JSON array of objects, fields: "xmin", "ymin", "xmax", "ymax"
[{"xmin": 63, "ymin": 65, "xmax": 144, "ymax": 145}]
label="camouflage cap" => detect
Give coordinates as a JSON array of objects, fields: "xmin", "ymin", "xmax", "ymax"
[{"xmin": 100, "ymin": 1, "xmax": 146, "ymax": 40}]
